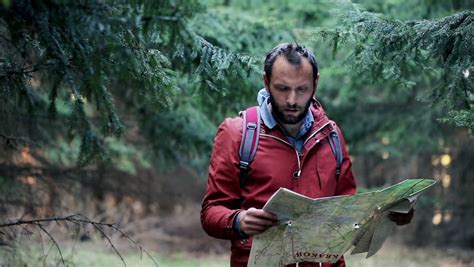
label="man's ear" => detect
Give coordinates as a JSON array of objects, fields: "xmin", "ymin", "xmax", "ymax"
[
  {"xmin": 263, "ymin": 73, "xmax": 270, "ymax": 91},
  {"xmin": 313, "ymin": 72, "xmax": 320, "ymax": 95}
]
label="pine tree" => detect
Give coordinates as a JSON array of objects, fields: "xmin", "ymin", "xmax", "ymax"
[
  {"xmin": 0, "ymin": 0, "xmax": 254, "ymax": 166},
  {"xmin": 315, "ymin": 7, "xmax": 473, "ymax": 135}
]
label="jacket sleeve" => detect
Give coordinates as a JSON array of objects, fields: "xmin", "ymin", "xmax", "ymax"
[
  {"xmin": 334, "ymin": 124, "xmax": 357, "ymax": 196},
  {"xmin": 201, "ymin": 118, "xmax": 243, "ymax": 240}
]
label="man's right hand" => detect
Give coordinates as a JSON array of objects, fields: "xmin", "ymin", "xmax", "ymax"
[{"xmin": 239, "ymin": 207, "xmax": 279, "ymax": 236}]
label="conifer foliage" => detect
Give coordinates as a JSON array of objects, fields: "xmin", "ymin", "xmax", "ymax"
[
  {"xmin": 316, "ymin": 8, "xmax": 473, "ymax": 132},
  {"xmin": 0, "ymin": 0, "xmax": 254, "ymax": 165}
]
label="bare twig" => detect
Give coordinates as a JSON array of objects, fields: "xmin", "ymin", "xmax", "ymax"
[
  {"xmin": 68, "ymin": 215, "xmax": 159, "ymax": 267},
  {"xmin": 35, "ymin": 222, "xmax": 66, "ymax": 266},
  {"xmin": 91, "ymin": 218, "xmax": 161, "ymax": 267},
  {"xmin": 1, "ymin": 214, "xmax": 159, "ymax": 267},
  {"xmin": 89, "ymin": 220, "xmax": 126, "ymax": 267}
]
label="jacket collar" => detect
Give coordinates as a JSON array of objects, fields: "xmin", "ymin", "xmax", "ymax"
[{"xmin": 309, "ymin": 100, "xmax": 331, "ymax": 130}]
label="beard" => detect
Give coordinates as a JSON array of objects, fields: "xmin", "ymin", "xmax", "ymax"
[{"xmin": 269, "ymin": 95, "xmax": 312, "ymax": 125}]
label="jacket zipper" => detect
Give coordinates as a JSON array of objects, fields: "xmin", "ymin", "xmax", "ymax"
[
  {"xmin": 303, "ymin": 121, "xmax": 331, "ymax": 146},
  {"xmin": 260, "ymin": 121, "xmax": 331, "ymax": 178},
  {"xmin": 260, "ymin": 133, "xmax": 291, "ymax": 146},
  {"xmin": 260, "ymin": 134, "xmax": 301, "ymax": 177}
]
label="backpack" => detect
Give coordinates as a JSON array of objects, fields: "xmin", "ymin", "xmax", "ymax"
[{"xmin": 239, "ymin": 106, "xmax": 343, "ymax": 187}]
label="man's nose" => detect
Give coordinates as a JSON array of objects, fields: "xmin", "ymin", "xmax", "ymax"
[{"xmin": 286, "ymin": 90, "xmax": 297, "ymax": 106}]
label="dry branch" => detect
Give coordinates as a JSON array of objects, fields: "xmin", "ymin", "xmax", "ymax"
[{"xmin": 0, "ymin": 214, "xmax": 159, "ymax": 267}]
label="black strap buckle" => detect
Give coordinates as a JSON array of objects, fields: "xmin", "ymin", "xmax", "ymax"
[{"xmin": 239, "ymin": 161, "xmax": 250, "ymax": 170}]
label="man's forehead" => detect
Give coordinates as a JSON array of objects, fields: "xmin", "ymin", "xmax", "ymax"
[
  {"xmin": 270, "ymin": 56, "xmax": 313, "ymax": 80},
  {"xmin": 273, "ymin": 55, "xmax": 311, "ymax": 69}
]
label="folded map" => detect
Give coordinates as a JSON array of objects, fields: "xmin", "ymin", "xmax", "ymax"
[{"xmin": 247, "ymin": 179, "xmax": 437, "ymax": 266}]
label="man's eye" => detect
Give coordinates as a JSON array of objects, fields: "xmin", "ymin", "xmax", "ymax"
[
  {"xmin": 277, "ymin": 86, "xmax": 289, "ymax": 91},
  {"xmin": 297, "ymin": 87, "xmax": 308, "ymax": 93}
]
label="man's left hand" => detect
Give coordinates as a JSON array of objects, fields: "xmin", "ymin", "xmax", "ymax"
[{"xmin": 387, "ymin": 208, "xmax": 415, "ymax": 226}]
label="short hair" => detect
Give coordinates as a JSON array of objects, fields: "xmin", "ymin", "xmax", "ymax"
[{"xmin": 263, "ymin": 43, "xmax": 319, "ymax": 82}]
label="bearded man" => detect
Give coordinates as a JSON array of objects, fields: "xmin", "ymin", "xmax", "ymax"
[{"xmin": 201, "ymin": 43, "xmax": 413, "ymax": 267}]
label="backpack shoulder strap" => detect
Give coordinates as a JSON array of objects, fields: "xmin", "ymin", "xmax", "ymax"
[
  {"xmin": 239, "ymin": 106, "xmax": 260, "ymax": 187},
  {"xmin": 327, "ymin": 122, "xmax": 343, "ymax": 179}
]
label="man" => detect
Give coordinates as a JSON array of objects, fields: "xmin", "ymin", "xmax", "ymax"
[{"xmin": 201, "ymin": 43, "xmax": 413, "ymax": 267}]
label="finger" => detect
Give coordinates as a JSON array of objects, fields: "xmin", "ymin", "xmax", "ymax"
[
  {"xmin": 245, "ymin": 224, "xmax": 270, "ymax": 232},
  {"xmin": 260, "ymin": 211, "xmax": 279, "ymax": 221},
  {"xmin": 243, "ymin": 228, "xmax": 263, "ymax": 236},
  {"xmin": 243, "ymin": 216, "xmax": 277, "ymax": 227},
  {"xmin": 240, "ymin": 210, "xmax": 278, "ymax": 235},
  {"xmin": 244, "ymin": 224, "xmax": 274, "ymax": 235},
  {"xmin": 246, "ymin": 208, "xmax": 278, "ymax": 221},
  {"xmin": 240, "ymin": 222, "xmax": 271, "ymax": 236}
]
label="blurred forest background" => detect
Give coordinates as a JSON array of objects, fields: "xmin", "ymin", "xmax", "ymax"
[{"xmin": 0, "ymin": 0, "xmax": 473, "ymax": 266}]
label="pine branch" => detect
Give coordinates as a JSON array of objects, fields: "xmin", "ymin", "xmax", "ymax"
[
  {"xmin": 142, "ymin": 15, "xmax": 180, "ymax": 22},
  {"xmin": 0, "ymin": 61, "xmax": 57, "ymax": 78},
  {"xmin": 314, "ymin": 8, "xmax": 474, "ymax": 131},
  {"xmin": 0, "ymin": 0, "xmax": 258, "ymax": 166},
  {"xmin": 0, "ymin": 132, "xmax": 37, "ymax": 150}
]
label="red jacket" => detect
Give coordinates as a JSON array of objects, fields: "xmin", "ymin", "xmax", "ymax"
[{"xmin": 201, "ymin": 102, "xmax": 356, "ymax": 267}]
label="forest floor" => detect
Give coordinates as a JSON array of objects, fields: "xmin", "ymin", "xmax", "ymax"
[
  {"xmin": 1, "ymin": 207, "xmax": 473, "ymax": 267},
  {"xmin": 1, "ymin": 239, "xmax": 472, "ymax": 267}
]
